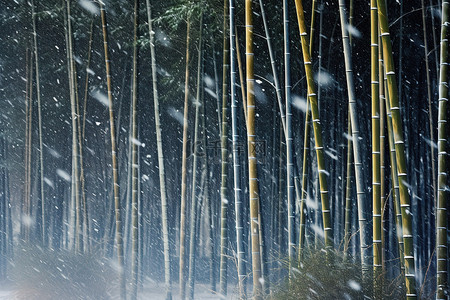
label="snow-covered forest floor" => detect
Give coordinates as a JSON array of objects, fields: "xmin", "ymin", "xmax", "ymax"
[{"xmin": 0, "ymin": 280, "xmax": 242, "ymax": 300}]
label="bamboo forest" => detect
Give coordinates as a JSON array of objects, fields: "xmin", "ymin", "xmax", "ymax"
[{"xmin": 0, "ymin": 0, "xmax": 449, "ymax": 299}]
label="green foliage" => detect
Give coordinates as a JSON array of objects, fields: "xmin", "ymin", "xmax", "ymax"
[
  {"xmin": 10, "ymin": 244, "xmax": 119, "ymax": 300},
  {"xmin": 272, "ymin": 250, "xmax": 406, "ymax": 300}
]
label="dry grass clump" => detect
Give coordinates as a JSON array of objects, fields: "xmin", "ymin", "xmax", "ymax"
[
  {"xmin": 10, "ymin": 245, "xmax": 119, "ymax": 300},
  {"xmin": 272, "ymin": 250, "xmax": 405, "ymax": 300}
]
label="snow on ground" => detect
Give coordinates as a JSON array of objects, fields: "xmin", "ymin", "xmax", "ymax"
[{"xmin": 0, "ymin": 281, "xmax": 243, "ymax": 300}]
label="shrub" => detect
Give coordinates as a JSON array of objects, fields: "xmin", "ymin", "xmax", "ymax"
[{"xmin": 272, "ymin": 250, "xmax": 405, "ymax": 300}]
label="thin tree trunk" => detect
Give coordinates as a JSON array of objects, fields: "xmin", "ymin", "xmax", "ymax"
[
  {"xmin": 370, "ymin": 0, "xmax": 382, "ymax": 293},
  {"xmin": 436, "ymin": 1, "xmax": 449, "ymax": 298},
  {"xmin": 343, "ymin": 115, "xmax": 353, "ymax": 257},
  {"xmin": 65, "ymin": 0, "xmax": 82, "ymax": 253},
  {"xmin": 145, "ymin": 1, "xmax": 172, "ymax": 298},
  {"xmin": 229, "ymin": 0, "xmax": 245, "ymax": 297},
  {"xmin": 246, "ymin": 0, "xmax": 263, "ymax": 298},
  {"xmin": 421, "ymin": 0, "xmax": 437, "ymax": 202},
  {"xmin": 99, "ymin": 4, "xmax": 126, "ymax": 299},
  {"xmin": 179, "ymin": 15, "xmax": 191, "ymax": 300},
  {"xmin": 234, "ymin": 28, "xmax": 247, "ymax": 123},
  {"xmin": 219, "ymin": 0, "xmax": 230, "ymax": 295},
  {"xmin": 337, "ymin": 0, "xmax": 371, "ymax": 283},
  {"xmin": 383, "ymin": 69, "xmax": 405, "ymax": 276},
  {"xmin": 293, "ymin": 0, "xmax": 332, "ymax": 250},
  {"xmin": 31, "ymin": 0, "xmax": 46, "ymax": 247},
  {"xmin": 299, "ymin": 0, "xmax": 320, "ymax": 262},
  {"xmin": 377, "ymin": 1, "xmax": 417, "ymax": 297},
  {"xmin": 283, "ymin": 0, "xmax": 295, "ymax": 271},
  {"xmin": 187, "ymin": 14, "xmax": 203, "ymax": 300},
  {"xmin": 130, "ymin": 0, "xmax": 139, "ymax": 297}
]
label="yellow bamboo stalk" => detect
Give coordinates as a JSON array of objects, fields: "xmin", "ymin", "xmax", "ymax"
[
  {"xmin": 377, "ymin": 0, "xmax": 417, "ymax": 297},
  {"xmin": 246, "ymin": 0, "xmax": 263, "ymax": 298},
  {"xmin": 370, "ymin": 0, "xmax": 382, "ymax": 293},
  {"xmin": 293, "ymin": 0, "xmax": 332, "ymax": 249}
]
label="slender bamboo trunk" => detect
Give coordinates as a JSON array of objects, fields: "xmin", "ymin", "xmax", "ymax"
[
  {"xmin": 130, "ymin": 0, "xmax": 139, "ymax": 298},
  {"xmin": 65, "ymin": 0, "xmax": 82, "ymax": 253},
  {"xmin": 299, "ymin": 0, "xmax": 320, "ymax": 262},
  {"xmin": 436, "ymin": 1, "xmax": 449, "ymax": 298},
  {"xmin": 179, "ymin": 15, "xmax": 191, "ymax": 300},
  {"xmin": 377, "ymin": 1, "xmax": 417, "ymax": 297},
  {"xmin": 337, "ymin": 0, "xmax": 370, "ymax": 283},
  {"xmin": 187, "ymin": 14, "xmax": 203, "ymax": 300},
  {"xmin": 293, "ymin": 0, "xmax": 332, "ymax": 250},
  {"xmin": 219, "ymin": 0, "xmax": 230, "ymax": 296},
  {"xmin": 145, "ymin": 1, "xmax": 172, "ymax": 298},
  {"xmin": 379, "ymin": 43, "xmax": 387, "ymax": 274},
  {"xmin": 246, "ymin": 1, "xmax": 263, "ymax": 298},
  {"xmin": 383, "ymin": 71, "xmax": 405, "ymax": 276},
  {"xmin": 23, "ymin": 47, "xmax": 33, "ymax": 242},
  {"xmin": 343, "ymin": 115, "xmax": 353, "ymax": 257},
  {"xmin": 370, "ymin": 0, "xmax": 382, "ymax": 293},
  {"xmin": 99, "ymin": 4, "xmax": 126, "ymax": 299},
  {"xmin": 258, "ymin": 0, "xmax": 285, "ymax": 132},
  {"xmin": 80, "ymin": 17, "xmax": 95, "ymax": 253},
  {"xmin": 298, "ymin": 100, "xmax": 310, "ymax": 262},
  {"xmin": 229, "ymin": 0, "xmax": 245, "ymax": 298},
  {"xmin": 235, "ymin": 28, "xmax": 247, "ymax": 123},
  {"xmin": 213, "ymin": 48, "xmax": 222, "ymax": 137},
  {"xmin": 421, "ymin": 0, "xmax": 437, "ymax": 202},
  {"xmin": 31, "ymin": 0, "xmax": 46, "ymax": 247},
  {"xmin": 283, "ymin": 0, "xmax": 295, "ymax": 271}
]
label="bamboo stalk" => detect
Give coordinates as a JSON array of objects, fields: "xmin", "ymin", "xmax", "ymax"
[
  {"xmin": 179, "ymin": 14, "xmax": 191, "ymax": 300},
  {"xmin": 283, "ymin": 0, "xmax": 295, "ymax": 271},
  {"xmin": 99, "ymin": 3, "xmax": 126, "ymax": 299},
  {"xmin": 377, "ymin": 1, "xmax": 417, "ymax": 297},
  {"xmin": 421, "ymin": 0, "xmax": 437, "ymax": 202},
  {"xmin": 338, "ymin": 1, "xmax": 371, "ymax": 284},
  {"xmin": 187, "ymin": 14, "xmax": 203, "ymax": 300},
  {"xmin": 145, "ymin": 1, "xmax": 172, "ymax": 298},
  {"xmin": 370, "ymin": 0, "xmax": 382, "ymax": 293},
  {"xmin": 229, "ymin": 0, "xmax": 245, "ymax": 297},
  {"xmin": 293, "ymin": 0, "xmax": 332, "ymax": 250},
  {"xmin": 436, "ymin": 1, "xmax": 449, "ymax": 298},
  {"xmin": 246, "ymin": 0, "xmax": 263, "ymax": 298},
  {"xmin": 130, "ymin": 0, "xmax": 139, "ymax": 297},
  {"xmin": 219, "ymin": 0, "xmax": 230, "ymax": 295},
  {"xmin": 31, "ymin": 0, "xmax": 46, "ymax": 247}
]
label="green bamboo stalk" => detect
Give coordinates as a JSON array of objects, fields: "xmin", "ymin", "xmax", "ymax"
[
  {"xmin": 293, "ymin": 0, "xmax": 332, "ymax": 250},
  {"xmin": 370, "ymin": 0, "xmax": 382, "ymax": 293},
  {"xmin": 379, "ymin": 53, "xmax": 386, "ymax": 275},
  {"xmin": 377, "ymin": 0, "xmax": 417, "ymax": 297},
  {"xmin": 299, "ymin": 0, "xmax": 321, "ymax": 263},
  {"xmin": 382, "ymin": 70, "xmax": 405, "ymax": 276},
  {"xmin": 99, "ymin": 3, "xmax": 126, "ymax": 299},
  {"xmin": 436, "ymin": 1, "xmax": 449, "ymax": 298},
  {"xmin": 246, "ymin": 0, "xmax": 263, "ymax": 298}
]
